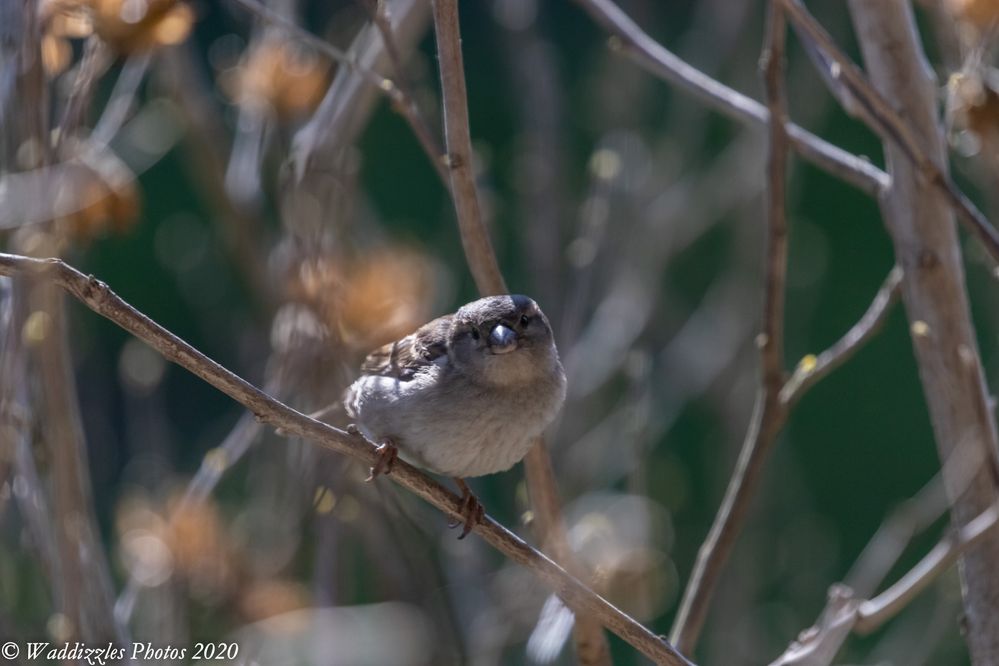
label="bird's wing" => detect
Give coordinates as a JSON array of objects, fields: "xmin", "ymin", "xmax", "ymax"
[{"xmin": 359, "ymin": 314, "xmax": 452, "ymax": 380}]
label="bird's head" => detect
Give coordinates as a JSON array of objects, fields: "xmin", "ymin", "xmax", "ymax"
[{"xmin": 449, "ymin": 294, "xmax": 560, "ymax": 386}]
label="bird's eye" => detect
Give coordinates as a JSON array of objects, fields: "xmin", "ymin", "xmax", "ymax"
[
  {"xmin": 520, "ymin": 314, "xmax": 530, "ymax": 327},
  {"xmin": 470, "ymin": 328, "xmax": 480, "ymax": 340}
]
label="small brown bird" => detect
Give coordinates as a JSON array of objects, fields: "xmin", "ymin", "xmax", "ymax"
[{"xmin": 344, "ymin": 295, "xmax": 566, "ymax": 537}]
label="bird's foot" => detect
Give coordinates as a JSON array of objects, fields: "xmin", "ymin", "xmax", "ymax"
[
  {"xmin": 448, "ymin": 478, "xmax": 484, "ymax": 539},
  {"xmin": 365, "ymin": 440, "xmax": 398, "ymax": 482}
]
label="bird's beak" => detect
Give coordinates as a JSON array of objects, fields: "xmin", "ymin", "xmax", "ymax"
[{"xmin": 487, "ymin": 324, "xmax": 518, "ymax": 354}]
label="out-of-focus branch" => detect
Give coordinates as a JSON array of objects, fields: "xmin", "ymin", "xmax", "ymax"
[
  {"xmin": 781, "ymin": 0, "xmax": 999, "ymax": 265},
  {"xmin": 229, "ymin": 0, "xmax": 443, "ymax": 194},
  {"xmin": 0, "ymin": 252, "xmax": 692, "ymax": 666},
  {"xmin": 0, "ymin": 285, "xmax": 60, "ymax": 604},
  {"xmin": 669, "ymin": 4, "xmax": 791, "ymax": 654},
  {"xmin": 572, "ymin": 0, "xmax": 889, "ymax": 197},
  {"xmin": 523, "ymin": 443, "xmax": 611, "ymax": 666},
  {"xmin": 771, "ymin": 496, "xmax": 999, "ymax": 666},
  {"xmin": 362, "ymin": 0, "xmax": 449, "ymax": 187},
  {"xmin": 284, "ymin": 0, "xmax": 434, "ymax": 181},
  {"xmin": 230, "ymin": 0, "xmax": 394, "ymax": 92},
  {"xmin": 857, "ymin": 501, "xmax": 999, "ymax": 633},
  {"xmin": 430, "ymin": 4, "xmax": 611, "ymax": 662},
  {"xmin": 54, "ymin": 38, "xmax": 109, "ymax": 154},
  {"xmin": 31, "ymin": 281, "xmax": 127, "ymax": 647},
  {"xmin": 780, "ymin": 266, "xmax": 902, "ymax": 405},
  {"xmin": 92, "ymin": 52, "xmax": 152, "ymax": 147},
  {"xmin": 156, "ymin": 46, "xmax": 274, "ymax": 313},
  {"xmin": 115, "ymin": 407, "xmax": 268, "ymax": 623}
]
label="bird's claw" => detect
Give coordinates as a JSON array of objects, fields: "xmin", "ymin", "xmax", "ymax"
[
  {"xmin": 365, "ymin": 440, "xmax": 398, "ymax": 482},
  {"xmin": 449, "ymin": 481, "xmax": 484, "ymax": 539}
]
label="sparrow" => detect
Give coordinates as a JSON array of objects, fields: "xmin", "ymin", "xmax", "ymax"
[{"xmin": 343, "ymin": 294, "xmax": 567, "ymax": 537}]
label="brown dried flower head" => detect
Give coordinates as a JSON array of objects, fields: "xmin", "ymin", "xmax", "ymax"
[
  {"xmin": 284, "ymin": 244, "xmax": 439, "ymax": 351},
  {"xmin": 225, "ymin": 36, "xmax": 331, "ymax": 120},
  {"xmin": 40, "ymin": 0, "xmax": 93, "ymax": 75},
  {"xmin": 949, "ymin": 0, "xmax": 999, "ymax": 29},
  {"xmin": 947, "ymin": 72, "xmax": 999, "ymax": 149},
  {"xmin": 56, "ymin": 151, "xmax": 141, "ymax": 240},
  {"xmin": 43, "ymin": 0, "xmax": 194, "ymax": 59},
  {"xmin": 238, "ymin": 578, "xmax": 310, "ymax": 623}
]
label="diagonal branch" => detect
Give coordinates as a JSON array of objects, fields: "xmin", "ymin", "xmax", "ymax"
[
  {"xmin": 780, "ymin": 0, "xmax": 999, "ymax": 265},
  {"xmin": 231, "ymin": 0, "xmax": 443, "ymax": 188},
  {"xmin": 780, "ymin": 266, "xmax": 902, "ymax": 406},
  {"xmin": 230, "ymin": 0, "xmax": 396, "ymax": 93},
  {"xmin": 0, "ymin": 252, "xmax": 692, "ymax": 666},
  {"xmin": 770, "ymin": 492, "xmax": 999, "ymax": 666},
  {"xmin": 854, "ymin": 500, "xmax": 999, "ymax": 634},
  {"xmin": 361, "ymin": 0, "xmax": 449, "ymax": 187},
  {"xmin": 572, "ymin": 0, "xmax": 889, "ymax": 197}
]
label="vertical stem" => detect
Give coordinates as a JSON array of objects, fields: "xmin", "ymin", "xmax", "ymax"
[
  {"xmin": 431, "ymin": 0, "xmax": 506, "ymax": 296},
  {"xmin": 431, "ymin": 2, "xmax": 612, "ymax": 662},
  {"xmin": 846, "ymin": 1, "xmax": 999, "ymax": 663},
  {"xmin": 670, "ymin": 2, "xmax": 790, "ymax": 654}
]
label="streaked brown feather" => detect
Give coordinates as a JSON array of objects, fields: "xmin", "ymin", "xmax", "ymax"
[{"xmin": 359, "ymin": 314, "xmax": 453, "ymax": 380}]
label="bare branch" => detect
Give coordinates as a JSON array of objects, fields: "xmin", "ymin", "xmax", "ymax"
[
  {"xmin": 855, "ymin": 501, "xmax": 999, "ymax": 633},
  {"xmin": 231, "ymin": 0, "xmax": 444, "ymax": 186},
  {"xmin": 92, "ymin": 52, "xmax": 152, "ymax": 147},
  {"xmin": 672, "ymin": 261, "xmax": 900, "ymax": 652},
  {"xmin": 770, "ymin": 497, "xmax": 999, "ymax": 666},
  {"xmin": 229, "ymin": 0, "xmax": 396, "ymax": 93},
  {"xmin": 572, "ymin": 0, "xmax": 889, "ymax": 197},
  {"xmin": 430, "ymin": 3, "xmax": 612, "ymax": 662},
  {"xmin": 0, "ymin": 252, "xmax": 693, "ymax": 666},
  {"xmin": 431, "ymin": 0, "xmax": 505, "ymax": 296},
  {"xmin": 842, "ymin": 0, "xmax": 999, "ymax": 660},
  {"xmin": 362, "ymin": 0, "xmax": 449, "ymax": 187},
  {"xmin": 54, "ymin": 38, "xmax": 110, "ymax": 155},
  {"xmin": 780, "ymin": 266, "xmax": 902, "ymax": 406},
  {"xmin": 670, "ymin": 4, "xmax": 791, "ymax": 652},
  {"xmin": 32, "ymin": 285, "xmax": 125, "ymax": 646},
  {"xmin": 781, "ymin": 0, "xmax": 999, "ymax": 265}
]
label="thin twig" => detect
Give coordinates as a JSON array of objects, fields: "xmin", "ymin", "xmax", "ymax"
[
  {"xmin": 770, "ymin": 498, "xmax": 999, "ymax": 666},
  {"xmin": 363, "ymin": 0, "xmax": 449, "ymax": 187},
  {"xmin": 855, "ymin": 501, "xmax": 999, "ymax": 633},
  {"xmin": 54, "ymin": 38, "xmax": 109, "ymax": 155},
  {"xmin": 232, "ymin": 0, "xmax": 444, "ymax": 190},
  {"xmin": 670, "ymin": 264, "xmax": 901, "ymax": 652},
  {"xmin": 92, "ymin": 52, "xmax": 152, "ymax": 147},
  {"xmin": 431, "ymin": 0, "xmax": 505, "ymax": 296},
  {"xmin": 31, "ymin": 281, "xmax": 128, "ymax": 647},
  {"xmin": 780, "ymin": 266, "xmax": 902, "ymax": 405},
  {"xmin": 780, "ymin": 0, "xmax": 999, "ymax": 265},
  {"xmin": 0, "ymin": 252, "xmax": 692, "ymax": 666},
  {"xmin": 572, "ymin": 0, "xmax": 889, "ymax": 197},
  {"xmin": 430, "ymin": 4, "xmax": 612, "ymax": 662},
  {"xmin": 671, "ymin": 4, "xmax": 791, "ymax": 653},
  {"xmin": 843, "ymin": 440, "xmax": 986, "ymax": 599},
  {"xmin": 229, "ymin": 0, "xmax": 397, "ymax": 95}
]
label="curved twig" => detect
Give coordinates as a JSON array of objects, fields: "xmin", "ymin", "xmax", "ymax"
[{"xmin": 572, "ymin": 0, "xmax": 889, "ymax": 197}]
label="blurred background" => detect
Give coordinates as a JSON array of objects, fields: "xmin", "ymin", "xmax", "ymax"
[{"xmin": 2, "ymin": 0, "xmax": 998, "ymax": 664}]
